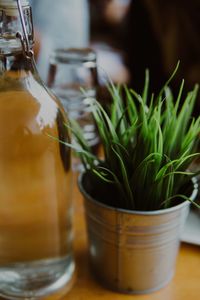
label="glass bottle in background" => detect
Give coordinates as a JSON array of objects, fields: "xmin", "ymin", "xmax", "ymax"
[
  {"xmin": 0, "ymin": 0, "xmax": 75, "ymax": 298},
  {"xmin": 48, "ymin": 48, "xmax": 100, "ymax": 170}
]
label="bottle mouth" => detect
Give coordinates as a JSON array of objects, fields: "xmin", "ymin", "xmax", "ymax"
[
  {"xmin": 0, "ymin": 0, "xmax": 33, "ymax": 54},
  {"xmin": 50, "ymin": 48, "xmax": 97, "ymax": 65},
  {"xmin": 0, "ymin": 0, "xmax": 29, "ymax": 6},
  {"xmin": 0, "ymin": 0, "xmax": 29, "ymax": 16}
]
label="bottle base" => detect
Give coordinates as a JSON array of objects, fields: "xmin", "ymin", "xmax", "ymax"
[{"xmin": 0, "ymin": 255, "xmax": 75, "ymax": 300}]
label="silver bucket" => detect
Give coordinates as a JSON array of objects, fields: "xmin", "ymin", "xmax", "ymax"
[{"xmin": 78, "ymin": 173, "xmax": 198, "ymax": 294}]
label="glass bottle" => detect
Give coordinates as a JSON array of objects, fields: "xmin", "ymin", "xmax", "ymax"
[
  {"xmin": 0, "ymin": 0, "xmax": 75, "ymax": 298},
  {"xmin": 48, "ymin": 48, "xmax": 100, "ymax": 170}
]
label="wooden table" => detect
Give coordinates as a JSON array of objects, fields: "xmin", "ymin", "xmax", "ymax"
[
  {"xmin": 61, "ymin": 175, "xmax": 200, "ymax": 300},
  {"xmin": 0, "ymin": 173, "xmax": 198, "ymax": 300}
]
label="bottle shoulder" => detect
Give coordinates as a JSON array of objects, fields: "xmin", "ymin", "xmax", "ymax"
[
  {"xmin": 0, "ymin": 71, "xmax": 69, "ymax": 130},
  {"xmin": 0, "ymin": 77, "xmax": 71, "ymax": 168}
]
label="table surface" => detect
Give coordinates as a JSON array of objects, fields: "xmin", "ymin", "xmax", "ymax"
[
  {"xmin": 56, "ymin": 173, "xmax": 200, "ymax": 300},
  {"xmin": 0, "ymin": 173, "xmax": 198, "ymax": 300}
]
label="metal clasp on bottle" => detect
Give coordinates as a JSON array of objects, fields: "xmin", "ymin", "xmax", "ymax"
[{"xmin": 16, "ymin": 0, "xmax": 34, "ymax": 60}]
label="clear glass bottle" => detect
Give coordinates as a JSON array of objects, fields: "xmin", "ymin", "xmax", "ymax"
[
  {"xmin": 48, "ymin": 48, "xmax": 100, "ymax": 170},
  {"xmin": 0, "ymin": 0, "xmax": 75, "ymax": 298}
]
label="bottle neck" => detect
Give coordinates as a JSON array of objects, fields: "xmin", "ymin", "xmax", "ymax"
[
  {"xmin": 0, "ymin": 52, "xmax": 31, "ymax": 73},
  {"xmin": 0, "ymin": 4, "xmax": 34, "ymax": 55}
]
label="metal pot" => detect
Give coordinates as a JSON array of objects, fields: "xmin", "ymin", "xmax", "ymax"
[{"xmin": 78, "ymin": 172, "xmax": 198, "ymax": 294}]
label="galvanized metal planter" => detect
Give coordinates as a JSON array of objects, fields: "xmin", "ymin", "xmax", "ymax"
[{"xmin": 78, "ymin": 173, "xmax": 198, "ymax": 294}]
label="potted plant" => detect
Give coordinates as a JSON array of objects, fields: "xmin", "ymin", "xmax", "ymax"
[{"xmin": 63, "ymin": 63, "xmax": 200, "ymax": 294}]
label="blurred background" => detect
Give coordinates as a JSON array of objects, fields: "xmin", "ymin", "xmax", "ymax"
[{"xmin": 31, "ymin": 0, "xmax": 200, "ymax": 113}]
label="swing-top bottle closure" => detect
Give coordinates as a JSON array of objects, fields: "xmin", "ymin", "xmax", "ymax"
[{"xmin": 0, "ymin": 0, "xmax": 34, "ymax": 59}]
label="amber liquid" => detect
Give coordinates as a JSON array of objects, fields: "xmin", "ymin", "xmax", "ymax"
[{"xmin": 0, "ymin": 73, "xmax": 74, "ymax": 296}]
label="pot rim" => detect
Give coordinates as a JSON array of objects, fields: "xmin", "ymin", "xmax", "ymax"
[{"xmin": 78, "ymin": 172, "xmax": 198, "ymax": 216}]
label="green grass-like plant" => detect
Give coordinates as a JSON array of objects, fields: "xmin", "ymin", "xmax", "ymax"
[{"xmin": 65, "ymin": 63, "xmax": 200, "ymax": 211}]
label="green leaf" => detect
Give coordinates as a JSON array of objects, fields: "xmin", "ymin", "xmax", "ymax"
[
  {"xmin": 142, "ymin": 69, "xmax": 150, "ymax": 104},
  {"xmin": 111, "ymin": 146, "xmax": 135, "ymax": 208}
]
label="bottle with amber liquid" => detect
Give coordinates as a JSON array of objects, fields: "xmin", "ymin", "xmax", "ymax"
[{"xmin": 0, "ymin": 0, "xmax": 75, "ymax": 298}]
